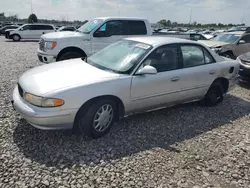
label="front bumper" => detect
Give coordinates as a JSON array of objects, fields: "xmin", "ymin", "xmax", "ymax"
[
  {"xmin": 37, "ymin": 49, "xmax": 57, "ymax": 64},
  {"xmin": 12, "ymin": 86, "xmax": 77, "ymax": 130},
  {"xmin": 239, "ymin": 63, "xmax": 250, "ymax": 80}
]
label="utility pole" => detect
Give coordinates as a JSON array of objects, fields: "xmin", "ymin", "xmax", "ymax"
[
  {"xmin": 31, "ymin": 0, "xmax": 33, "ymax": 14},
  {"xmin": 241, "ymin": 12, "xmax": 245, "ymax": 25},
  {"xmin": 189, "ymin": 8, "xmax": 193, "ymax": 25}
]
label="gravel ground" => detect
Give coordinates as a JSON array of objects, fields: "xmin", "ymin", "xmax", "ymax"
[{"xmin": 1, "ymin": 35, "xmax": 250, "ymax": 188}]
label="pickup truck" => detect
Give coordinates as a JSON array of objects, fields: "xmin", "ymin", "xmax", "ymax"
[{"xmin": 37, "ymin": 17, "xmax": 152, "ymax": 63}]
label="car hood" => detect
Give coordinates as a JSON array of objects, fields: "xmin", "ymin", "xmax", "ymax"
[
  {"xmin": 42, "ymin": 31, "xmax": 85, "ymax": 40},
  {"xmin": 198, "ymin": 40, "xmax": 229, "ymax": 48},
  {"xmin": 19, "ymin": 59, "xmax": 120, "ymax": 96},
  {"xmin": 239, "ymin": 52, "xmax": 250, "ymax": 62},
  {"xmin": 6, "ymin": 29, "xmax": 16, "ymax": 32}
]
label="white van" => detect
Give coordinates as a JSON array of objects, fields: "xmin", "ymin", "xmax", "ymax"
[
  {"xmin": 37, "ymin": 17, "xmax": 152, "ymax": 63},
  {"xmin": 5, "ymin": 24, "xmax": 56, "ymax": 41}
]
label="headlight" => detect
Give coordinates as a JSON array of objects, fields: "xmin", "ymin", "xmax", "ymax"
[
  {"xmin": 44, "ymin": 41, "xmax": 57, "ymax": 50},
  {"xmin": 211, "ymin": 47, "xmax": 222, "ymax": 53},
  {"xmin": 24, "ymin": 93, "xmax": 64, "ymax": 107}
]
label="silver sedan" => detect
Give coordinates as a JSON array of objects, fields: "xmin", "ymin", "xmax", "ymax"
[{"xmin": 13, "ymin": 37, "xmax": 239, "ymax": 138}]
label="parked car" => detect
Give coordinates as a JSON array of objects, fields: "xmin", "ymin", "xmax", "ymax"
[
  {"xmin": 5, "ymin": 24, "xmax": 56, "ymax": 41},
  {"xmin": 227, "ymin": 26, "xmax": 250, "ymax": 32},
  {"xmin": 57, "ymin": 26, "xmax": 76, "ymax": 32},
  {"xmin": 198, "ymin": 31, "xmax": 250, "ymax": 59},
  {"xmin": 37, "ymin": 17, "xmax": 153, "ymax": 63},
  {"xmin": 238, "ymin": 52, "xmax": 250, "ymax": 81},
  {"xmin": 153, "ymin": 32, "xmax": 212, "ymax": 41},
  {"xmin": 0, "ymin": 25, "xmax": 19, "ymax": 35},
  {"xmin": 13, "ymin": 37, "xmax": 239, "ymax": 138}
]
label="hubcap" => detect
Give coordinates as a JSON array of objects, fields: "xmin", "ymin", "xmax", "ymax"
[
  {"xmin": 93, "ymin": 104, "xmax": 113, "ymax": 132},
  {"xmin": 14, "ymin": 35, "xmax": 19, "ymax": 40},
  {"xmin": 210, "ymin": 90, "xmax": 221, "ymax": 104}
]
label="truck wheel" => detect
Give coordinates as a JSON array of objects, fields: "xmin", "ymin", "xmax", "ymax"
[
  {"xmin": 200, "ymin": 81, "xmax": 224, "ymax": 106},
  {"xmin": 58, "ymin": 52, "xmax": 83, "ymax": 61},
  {"xmin": 12, "ymin": 34, "xmax": 21, "ymax": 42},
  {"xmin": 75, "ymin": 99, "xmax": 116, "ymax": 139},
  {"xmin": 222, "ymin": 51, "xmax": 235, "ymax": 59}
]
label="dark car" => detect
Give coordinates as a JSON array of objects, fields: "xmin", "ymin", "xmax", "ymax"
[
  {"xmin": 0, "ymin": 25, "xmax": 19, "ymax": 35},
  {"xmin": 238, "ymin": 52, "xmax": 250, "ymax": 81},
  {"xmin": 57, "ymin": 26, "xmax": 76, "ymax": 32}
]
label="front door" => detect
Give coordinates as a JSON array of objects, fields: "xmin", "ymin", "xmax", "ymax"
[
  {"xmin": 20, "ymin": 25, "xmax": 33, "ymax": 39},
  {"xmin": 234, "ymin": 34, "xmax": 250, "ymax": 56},
  {"xmin": 91, "ymin": 20, "xmax": 128, "ymax": 55},
  {"xmin": 130, "ymin": 45, "xmax": 182, "ymax": 112},
  {"xmin": 178, "ymin": 44, "xmax": 218, "ymax": 101}
]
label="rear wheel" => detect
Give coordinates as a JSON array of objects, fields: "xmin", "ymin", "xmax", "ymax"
[
  {"xmin": 201, "ymin": 81, "xmax": 224, "ymax": 106},
  {"xmin": 12, "ymin": 34, "xmax": 21, "ymax": 42},
  {"xmin": 58, "ymin": 52, "xmax": 84, "ymax": 61},
  {"xmin": 75, "ymin": 99, "xmax": 116, "ymax": 139}
]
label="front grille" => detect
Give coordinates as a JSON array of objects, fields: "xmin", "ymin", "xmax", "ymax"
[
  {"xmin": 39, "ymin": 38, "xmax": 45, "ymax": 51},
  {"xmin": 18, "ymin": 84, "xmax": 24, "ymax": 98}
]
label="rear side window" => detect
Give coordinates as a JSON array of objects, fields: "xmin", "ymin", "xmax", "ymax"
[
  {"xmin": 181, "ymin": 45, "xmax": 205, "ymax": 68},
  {"xmin": 126, "ymin": 21, "xmax": 147, "ymax": 35},
  {"xmin": 31, "ymin": 25, "xmax": 54, "ymax": 30}
]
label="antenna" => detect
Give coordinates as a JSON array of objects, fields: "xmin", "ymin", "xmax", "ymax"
[{"xmin": 241, "ymin": 12, "xmax": 245, "ymax": 24}]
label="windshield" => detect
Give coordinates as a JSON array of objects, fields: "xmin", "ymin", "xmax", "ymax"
[
  {"xmin": 87, "ymin": 40, "xmax": 151, "ymax": 74},
  {"xmin": 77, "ymin": 19, "xmax": 103, "ymax": 34},
  {"xmin": 213, "ymin": 34, "xmax": 240, "ymax": 43}
]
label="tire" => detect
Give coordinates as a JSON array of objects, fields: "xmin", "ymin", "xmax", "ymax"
[
  {"xmin": 58, "ymin": 52, "xmax": 83, "ymax": 61},
  {"xmin": 201, "ymin": 81, "xmax": 224, "ymax": 106},
  {"xmin": 222, "ymin": 51, "xmax": 235, "ymax": 59},
  {"xmin": 12, "ymin": 34, "xmax": 21, "ymax": 42},
  {"xmin": 75, "ymin": 99, "xmax": 116, "ymax": 139}
]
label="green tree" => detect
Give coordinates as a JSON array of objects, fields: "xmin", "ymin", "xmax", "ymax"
[
  {"xmin": 28, "ymin": 14, "xmax": 38, "ymax": 23},
  {"xmin": 158, "ymin": 19, "xmax": 167, "ymax": 26}
]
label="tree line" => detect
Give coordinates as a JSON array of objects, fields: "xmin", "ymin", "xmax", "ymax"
[
  {"xmin": 157, "ymin": 19, "xmax": 246, "ymax": 28},
  {"xmin": 0, "ymin": 12, "xmax": 87, "ymax": 26}
]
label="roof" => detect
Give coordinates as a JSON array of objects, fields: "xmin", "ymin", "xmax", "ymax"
[
  {"xmin": 125, "ymin": 36, "xmax": 198, "ymax": 47},
  {"xmin": 95, "ymin": 17, "xmax": 148, "ymax": 21},
  {"xmin": 223, "ymin": 31, "xmax": 245, "ymax": 35}
]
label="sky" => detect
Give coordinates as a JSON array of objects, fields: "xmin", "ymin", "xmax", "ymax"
[{"xmin": 1, "ymin": 0, "xmax": 250, "ymax": 24}]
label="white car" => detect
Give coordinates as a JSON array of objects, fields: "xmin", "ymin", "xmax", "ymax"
[
  {"xmin": 13, "ymin": 37, "xmax": 239, "ymax": 138},
  {"xmin": 5, "ymin": 24, "xmax": 56, "ymax": 41},
  {"xmin": 37, "ymin": 17, "xmax": 152, "ymax": 63}
]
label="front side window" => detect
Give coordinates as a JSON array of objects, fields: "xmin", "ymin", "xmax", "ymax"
[
  {"xmin": 181, "ymin": 45, "xmax": 205, "ymax": 68},
  {"xmin": 241, "ymin": 35, "xmax": 250, "ymax": 43},
  {"xmin": 87, "ymin": 40, "xmax": 151, "ymax": 74},
  {"xmin": 95, "ymin": 20, "xmax": 126, "ymax": 37},
  {"xmin": 142, "ymin": 45, "xmax": 179, "ymax": 72},
  {"xmin": 77, "ymin": 19, "xmax": 103, "ymax": 34},
  {"xmin": 22, "ymin": 25, "xmax": 30, "ymax": 30}
]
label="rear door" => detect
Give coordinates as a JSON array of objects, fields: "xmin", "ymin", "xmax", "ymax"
[
  {"xmin": 29, "ymin": 25, "xmax": 41, "ymax": 39},
  {"xmin": 178, "ymin": 44, "xmax": 219, "ymax": 101}
]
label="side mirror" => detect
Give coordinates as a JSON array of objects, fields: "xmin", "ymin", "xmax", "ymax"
[
  {"xmin": 238, "ymin": 40, "xmax": 245, "ymax": 44},
  {"xmin": 136, "ymin": 65, "xmax": 157, "ymax": 75},
  {"xmin": 93, "ymin": 30, "xmax": 106, "ymax": 37},
  {"xmin": 19, "ymin": 27, "xmax": 24, "ymax": 31}
]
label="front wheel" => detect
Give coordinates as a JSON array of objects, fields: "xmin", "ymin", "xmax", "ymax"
[
  {"xmin": 221, "ymin": 51, "xmax": 235, "ymax": 59},
  {"xmin": 75, "ymin": 99, "xmax": 116, "ymax": 139},
  {"xmin": 12, "ymin": 34, "xmax": 21, "ymax": 42},
  {"xmin": 201, "ymin": 82, "xmax": 224, "ymax": 106},
  {"xmin": 58, "ymin": 52, "xmax": 83, "ymax": 61}
]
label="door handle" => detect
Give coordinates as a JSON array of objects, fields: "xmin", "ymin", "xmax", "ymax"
[
  {"xmin": 171, "ymin": 77, "xmax": 180, "ymax": 82},
  {"xmin": 209, "ymin": 70, "xmax": 216, "ymax": 74}
]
